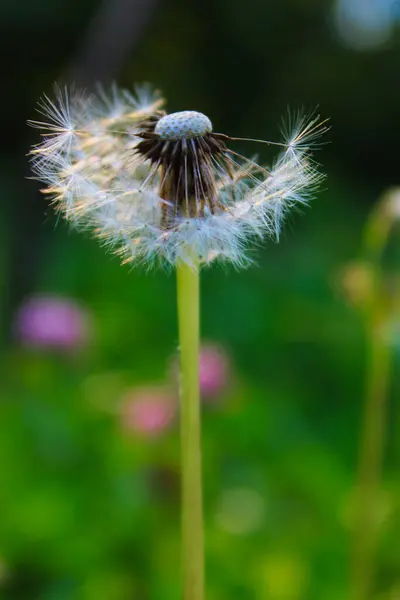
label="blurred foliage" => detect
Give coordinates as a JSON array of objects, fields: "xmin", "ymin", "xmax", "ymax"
[{"xmin": 0, "ymin": 0, "xmax": 400, "ymax": 599}]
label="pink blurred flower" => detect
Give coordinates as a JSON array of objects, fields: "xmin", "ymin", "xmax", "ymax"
[
  {"xmin": 121, "ymin": 387, "xmax": 176, "ymax": 438},
  {"xmin": 199, "ymin": 343, "xmax": 229, "ymax": 399},
  {"xmin": 170, "ymin": 342, "xmax": 230, "ymax": 402},
  {"xmin": 14, "ymin": 294, "xmax": 91, "ymax": 351}
]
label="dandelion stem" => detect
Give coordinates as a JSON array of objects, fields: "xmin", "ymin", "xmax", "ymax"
[{"xmin": 177, "ymin": 258, "xmax": 204, "ymax": 600}]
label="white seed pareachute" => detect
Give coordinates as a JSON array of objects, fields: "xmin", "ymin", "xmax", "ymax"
[{"xmin": 29, "ymin": 84, "xmax": 328, "ymax": 268}]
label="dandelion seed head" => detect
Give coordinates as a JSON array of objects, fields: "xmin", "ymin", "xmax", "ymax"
[
  {"xmin": 29, "ymin": 84, "xmax": 328, "ymax": 269},
  {"xmin": 155, "ymin": 110, "xmax": 213, "ymax": 140}
]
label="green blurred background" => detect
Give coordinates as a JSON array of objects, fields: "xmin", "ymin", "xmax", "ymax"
[{"xmin": 0, "ymin": 0, "xmax": 399, "ymax": 598}]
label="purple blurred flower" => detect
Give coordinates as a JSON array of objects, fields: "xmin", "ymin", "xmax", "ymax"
[
  {"xmin": 199, "ymin": 343, "xmax": 229, "ymax": 399},
  {"xmin": 120, "ymin": 387, "xmax": 176, "ymax": 438},
  {"xmin": 170, "ymin": 342, "xmax": 230, "ymax": 402},
  {"xmin": 14, "ymin": 294, "xmax": 91, "ymax": 351}
]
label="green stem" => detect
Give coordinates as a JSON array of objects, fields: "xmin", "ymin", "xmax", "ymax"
[
  {"xmin": 351, "ymin": 194, "xmax": 394, "ymax": 600},
  {"xmin": 177, "ymin": 259, "xmax": 204, "ymax": 600},
  {"xmin": 351, "ymin": 316, "xmax": 391, "ymax": 600}
]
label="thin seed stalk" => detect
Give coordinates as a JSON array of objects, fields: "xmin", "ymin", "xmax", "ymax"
[{"xmin": 177, "ymin": 259, "xmax": 204, "ymax": 600}]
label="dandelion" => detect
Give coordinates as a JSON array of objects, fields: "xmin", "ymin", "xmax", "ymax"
[
  {"xmin": 29, "ymin": 83, "xmax": 327, "ymax": 600},
  {"xmin": 29, "ymin": 85, "xmax": 327, "ymax": 269}
]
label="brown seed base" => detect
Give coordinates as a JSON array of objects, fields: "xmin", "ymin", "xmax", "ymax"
[{"xmin": 136, "ymin": 116, "xmax": 230, "ymax": 228}]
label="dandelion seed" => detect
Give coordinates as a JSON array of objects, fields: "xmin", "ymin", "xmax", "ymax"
[{"xmin": 29, "ymin": 84, "xmax": 328, "ymax": 268}]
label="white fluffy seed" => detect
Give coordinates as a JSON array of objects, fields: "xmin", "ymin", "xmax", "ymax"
[{"xmin": 155, "ymin": 110, "xmax": 212, "ymax": 140}]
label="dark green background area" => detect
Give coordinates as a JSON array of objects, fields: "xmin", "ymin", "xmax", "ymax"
[{"xmin": 0, "ymin": 0, "xmax": 399, "ymax": 598}]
